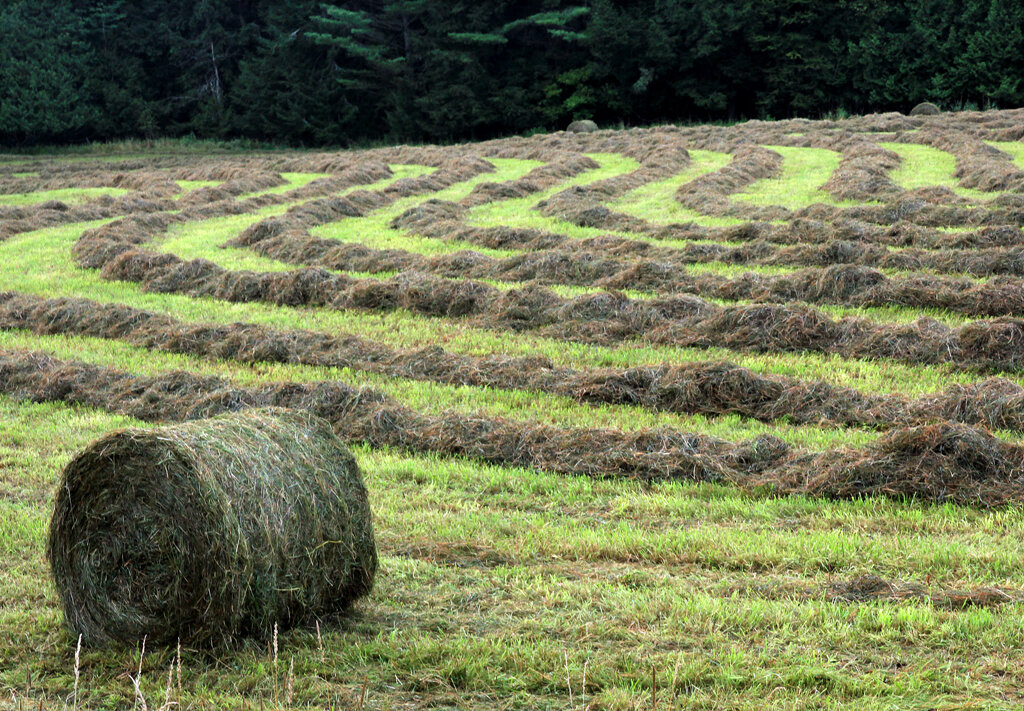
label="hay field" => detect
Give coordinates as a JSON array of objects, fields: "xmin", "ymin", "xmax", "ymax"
[{"xmin": 4, "ymin": 110, "xmax": 1024, "ymax": 709}]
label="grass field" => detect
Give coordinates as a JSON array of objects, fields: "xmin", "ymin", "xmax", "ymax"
[{"xmin": 3, "ymin": 109, "xmax": 1024, "ymax": 710}]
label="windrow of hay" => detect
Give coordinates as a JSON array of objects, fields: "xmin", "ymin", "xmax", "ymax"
[
  {"xmin": 0, "ymin": 347, "xmax": 758, "ymax": 484},
  {"xmin": 230, "ymin": 206, "xmax": 1024, "ymax": 319},
  {"xmin": 820, "ymin": 139, "xmax": 903, "ymax": 202},
  {"xmin": 2, "ymin": 162, "xmax": 396, "ymax": 245},
  {"xmin": 48, "ymin": 407, "xmax": 376, "ymax": 645},
  {"xmin": 762, "ymin": 422, "xmax": 1024, "ymax": 507},
  {"xmin": 0, "ymin": 193, "xmax": 175, "ymax": 242},
  {"xmin": 73, "ymin": 155, "xmax": 493, "ymax": 271},
  {"xmin": 6, "ymin": 348, "xmax": 1024, "ymax": 508},
  {"xmin": 13, "ymin": 291, "xmax": 1024, "ymax": 433},
  {"xmin": 0, "ymin": 166, "xmax": 183, "ymax": 196},
  {"xmin": 458, "ymin": 152, "xmax": 599, "ymax": 207},
  {"xmin": 390, "ymin": 200, "xmax": 1024, "ymax": 279},
  {"xmin": 74, "ymin": 220, "xmax": 1024, "ymax": 374},
  {"xmin": 919, "ymin": 129, "xmax": 1024, "ymax": 193}
]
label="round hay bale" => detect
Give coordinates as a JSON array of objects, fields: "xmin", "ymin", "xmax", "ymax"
[
  {"xmin": 909, "ymin": 102, "xmax": 941, "ymax": 116},
  {"xmin": 47, "ymin": 407, "xmax": 377, "ymax": 645},
  {"xmin": 566, "ymin": 119, "xmax": 598, "ymax": 133}
]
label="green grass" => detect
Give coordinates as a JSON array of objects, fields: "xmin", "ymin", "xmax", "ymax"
[
  {"xmin": 3, "ymin": 397, "xmax": 1024, "ymax": 709},
  {"xmin": 735, "ymin": 146, "xmax": 851, "ymax": 209},
  {"xmin": 611, "ymin": 149, "xmax": 741, "ymax": 226},
  {"xmin": 5, "ymin": 132, "xmax": 1024, "ymax": 710},
  {"xmin": 0, "ymin": 187, "xmax": 130, "ymax": 206},
  {"xmin": 0, "ymin": 220, "xmax": 1014, "ymax": 407},
  {"xmin": 987, "ymin": 140, "xmax": 1024, "ymax": 174},
  {"xmin": 241, "ymin": 171, "xmax": 331, "ymax": 198},
  {"xmin": 880, "ymin": 143, "xmax": 993, "ymax": 200}
]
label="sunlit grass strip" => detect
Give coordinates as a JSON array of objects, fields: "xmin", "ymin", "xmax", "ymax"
[
  {"xmin": 239, "ymin": 171, "xmax": 331, "ymax": 198},
  {"xmin": 881, "ymin": 143, "xmax": 992, "ymax": 200},
  {"xmin": 154, "ymin": 164, "xmax": 436, "ymax": 270},
  {"xmin": 611, "ymin": 149, "xmax": 735, "ymax": 224},
  {"xmin": 311, "ymin": 158, "xmax": 542, "ymax": 245},
  {"xmin": 987, "ymin": 141, "xmax": 1024, "ymax": 170},
  {"xmin": 734, "ymin": 146, "xmax": 849, "ymax": 209},
  {"xmin": 1, "ymin": 222, "xmax": 1015, "ymax": 401},
  {"xmin": 0, "ymin": 187, "xmax": 130, "ymax": 206}
]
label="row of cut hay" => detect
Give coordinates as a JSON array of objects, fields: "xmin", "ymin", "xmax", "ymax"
[
  {"xmin": 0, "ymin": 347, "xmax": 752, "ymax": 483},
  {"xmin": 235, "ymin": 204, "xmax": 1024, "ymax": 319},
  {"xmin": 550, "ymin": 155, "xmax": 1022, "ymax": 239},
  {"xmin": 0, "ymin": 194, "xmax": 173, "ymax": 242},
  {"xmin": 4, "ymin": 347, "xmax": 1024, "ymax": 508},
  {"xmin": 391, "ymin": 198, "xmax": 1024, "ymax": 278},
  {"xmin": 893, "ymin": 127, "xmax": 1024, "ymax": 193},
  {"xmin": 819, "ymin": 138, "xmax": 903, "ymax": 202},
  {"xmin": 11, "ymin": 290, "xmax": 1024, "ymax": 434},
  {"xmin": 174, "ymin": 171, "xmax": 290, "ymax": 206},
  {"xmin": 220, "ymin": 155, "xmax": 497, "ymax": 250},
  {"xmin": 69, "ymin": 162, "xmax": 398, "ymax": 267},
  {"xmin": 665, "ymin": 107, "xmax": 1024, "ymax": 150},
  {"xmin": 76, "ymin": 220, "xmax": 1024, "ymax": 374},
  {"xmin": 458, "ymin": 152, "xmax": 599, "ymax": 207},
  {"xmin": 0, "ymin": 162, "xmax": 398, "ymax": 244}
]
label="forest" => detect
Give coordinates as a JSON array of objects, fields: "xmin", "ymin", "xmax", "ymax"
[{"xmin": 1, "ymin": 0, "xmax": 1023, "ymax": 146}]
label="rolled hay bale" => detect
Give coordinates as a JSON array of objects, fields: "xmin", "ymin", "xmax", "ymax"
[
  {"xmin": 909, "ymin": 102, "xmax": 941, "ymax": 116},
  {"xmin": 566, "ymin": 119, "xmax": 598, "ymax": 133},
  {"xmin": 47, "ymin": 407, "xmax": 377, "ymax": 646}
]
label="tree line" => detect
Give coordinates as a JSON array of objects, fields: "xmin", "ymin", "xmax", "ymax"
[{"xmin": 2, "ymin": 0, "xmax": 1022, "ymax": 146}]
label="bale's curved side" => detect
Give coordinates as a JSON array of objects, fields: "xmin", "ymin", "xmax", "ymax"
[
  {"xmin": 909, "ymin": 102, "xmax": 941, "ymax": 116},
  {"xmin": 47, "ymin": 407, "xmax": 377, "ymax": 645}
]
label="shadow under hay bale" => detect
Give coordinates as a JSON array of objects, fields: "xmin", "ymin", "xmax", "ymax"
[{"xmin": 47, "ymin": 407, "xmax": 377, "ymax": 646}]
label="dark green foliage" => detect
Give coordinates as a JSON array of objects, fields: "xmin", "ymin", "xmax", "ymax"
[{"xmin": 1, "ymin": 0, "xmax": 1022, "ymax": 146}]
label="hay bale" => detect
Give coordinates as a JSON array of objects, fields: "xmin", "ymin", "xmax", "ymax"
[
  {"xmin": 566, "ymin": 120, "xmax": 598, "ymax": 133},
  {"xmin": 909, "ymin": 102, "xmax": 941, "ymax": 116},
  {"xmin": 47, "ymin": 407, "xmax": 377, "ymax": 645}
]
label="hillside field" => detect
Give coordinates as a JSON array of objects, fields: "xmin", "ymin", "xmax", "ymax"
[{"xmin": 5, "ymin": 110, "xmax": 1024, "ymax": 709}]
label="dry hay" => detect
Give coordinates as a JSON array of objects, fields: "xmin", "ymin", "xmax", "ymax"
[
  {"xmin": 909, "ymin": 102, "xmax": 941, "ymax": 116},
  {"xmin": 69, "ymin": 216, "xmax": 1024, "ymax": 375},
  {"xmin": 828, "ymin": 574, "xmax": 1018, "ymax": 609},
  {"xmin": 7, "ymin": 348, "xmax": 1024, "ymax": 509},
  {"xmin": 47, "ymin": 407, "xmax": 377, "ymax": 645},
  {"xmin": 566, "ymin": 120, "xmax": 598, "ymax": 133},
  {"xmin": 13, "ymin": 108, "xmax": 1024, "ymax": 519},
  {"xmin": 768, "ymin": 422, "xmax": 1024, "ymax": 507}
]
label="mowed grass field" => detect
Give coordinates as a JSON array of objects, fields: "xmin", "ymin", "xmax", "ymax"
[{"xmin": 4, "ymin": 109, "xmax": 1024, "ymax": 709}]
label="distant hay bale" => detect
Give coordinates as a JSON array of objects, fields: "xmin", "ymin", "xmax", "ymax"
[
  {"xmin": 909, "ymin": 102, "xmax": 941, "ymax": 116},
  {"xmin": 566, "ymin": 120, "xmax": 598, "ymax": 133},
  {"xmin": 47, "ymin": 407, "xmax": 377, "ymax": 645}
]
